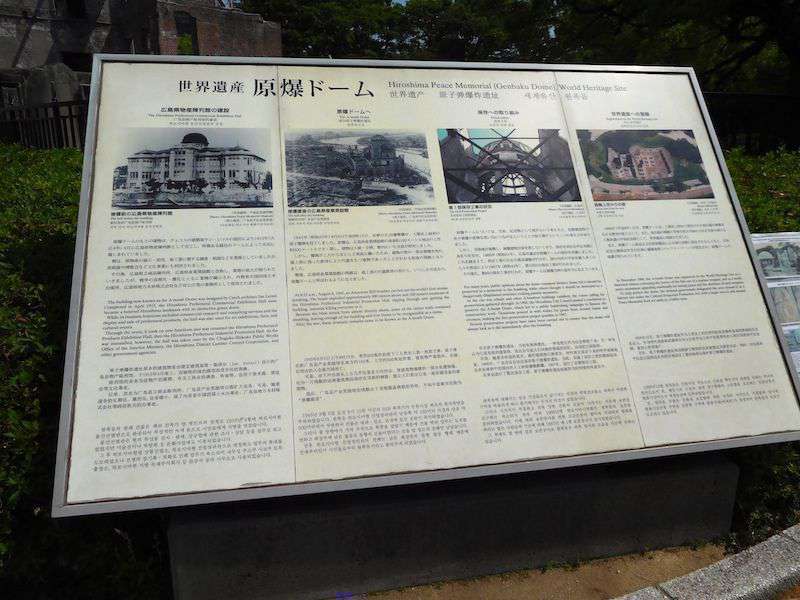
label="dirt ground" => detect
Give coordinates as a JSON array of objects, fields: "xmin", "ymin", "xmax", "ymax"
[
  {"xmin": 365, "ymin": 545, "xmax": 726, "ymax": 600},
  {"xmin": 777, "ymin": 583, "xmax": 800, "ymax": 599}
]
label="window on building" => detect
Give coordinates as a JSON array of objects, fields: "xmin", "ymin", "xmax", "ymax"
[
  {"xmin": 64, "ymin": 0, "xmax": 87, "ymax": 19},
  {"xmin": 1, "ymin": 84, "xmax": 22, "ymax": 107},
  {"xmin": 60, "ymin": 52, "xmax": 93, "ymax": 73},
  {"xmin": 501, "ymin": 173, "xmax": 527, "ymax": 196},
  {"xmin": 174, "ymin": 11, "xmax": 199, "ymax": 55}
]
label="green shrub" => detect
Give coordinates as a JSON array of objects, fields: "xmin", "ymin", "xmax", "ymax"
[
  {"xmin": 726, "ymin": 147, "xmax": 800, "ymax": 233},
  {"xmin": 176, "ymin": 33, "xmax": 196, "ymax": 55},
  {"xmin": 725, "ymin": 147, "xmax": 800, "ymax": 551},
  {"xmin": 0, "ymin": 144, "xmax": 169, "ymax": 599},
  {"xmin": 0, "ymin": 142, "xmax": 799, "ymax": 595},
  {"xmin": 728, "ymin": 444, "xmax": 800, "ymax": 551}
]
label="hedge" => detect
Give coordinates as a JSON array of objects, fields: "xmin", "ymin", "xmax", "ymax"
[
  {"xmin": 0, "ymin": 145, "xmax": 170, "ymax": 599},
  {"xmin": 1, "ymin": 143, "xmax": 799, "ymax": 597}
]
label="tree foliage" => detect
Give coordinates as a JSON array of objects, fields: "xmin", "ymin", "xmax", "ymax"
[
  {"xmin": 551, "ymin": 0, "xmax": 800, "ymax": 94},
  {"xmin": 244, "ymin": 0, "xmax": 800, "ymax": 93}
]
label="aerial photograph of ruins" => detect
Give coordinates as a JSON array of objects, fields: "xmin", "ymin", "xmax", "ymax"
[
  {"xmin": 577, "ymin": 129, "xmax": 713, "ymax": 201},
  {"xmin": 284, "ymin": 130, "xmax": 434, "ymax": 206},
  {"xmin": 437, "ymin": 128, "xmax": 581, "ymax": 203}
]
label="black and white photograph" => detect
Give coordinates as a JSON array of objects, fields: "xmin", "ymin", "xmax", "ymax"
[
  {"xmin": 111, "ymin": 128, "xmax": 272, "ymax": 209},
  {"xmin": 770, "ymin": 282, "xmax": 800, "ymax": 325},
  {"xmin": 285, "ymin": 129, "xmax": 434, "ymax": 206},
  {"xmin": 753, "ymin": 235, "xmax": 800, "ymax": 279},
  {"xmin": 784, "ymin": 325, "xmax": 800, "ymax": 354},
  {"xmin": 437, "ymin": 128, "xmax": 581, "ymax": 203}
]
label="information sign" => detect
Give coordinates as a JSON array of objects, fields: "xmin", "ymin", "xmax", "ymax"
[{"xmin": 52, "ymin": 56, "xmax": 800, "ymax": 516}]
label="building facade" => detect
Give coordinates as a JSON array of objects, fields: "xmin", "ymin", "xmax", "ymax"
[
  {"xmin": 121, "ymin": 132, "xmax": 268, "ymax": 191},
  {"xmin": 0, "ymin": 0, "xmax": 280, "ymax": 103},
  {"xmin": 352, "ymin": 134, "xmax": 406, "ymax": 178},
  {"xmin": 607, "ymin": 145, "xmax": 674, "ymax": 180}
]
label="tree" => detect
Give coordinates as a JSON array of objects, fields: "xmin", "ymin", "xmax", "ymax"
[
  {"xmin": 176, "ymin": 34, "xmax": 195, "ymax": 56},
  {"xmin": 189, "ymin": 178, "xmax": 207, "ymax": 193},
  {"xmin": 244, "ymin": 0, "xmax": 799, "ymax": 94},
  {"xmin": 243, "ymin": 0, "xmax": 400, "ymax": 58},
  {"xmin": 552, "ymin": 0, "xmax": 800, "ymax": 94}
]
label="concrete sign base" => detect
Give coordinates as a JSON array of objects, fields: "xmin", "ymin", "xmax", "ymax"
[{"xmin": 169, "ymin": 453, "xmax": 738, "ymax": 600}]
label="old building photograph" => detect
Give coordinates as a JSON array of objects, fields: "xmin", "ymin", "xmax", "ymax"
[
  {"xmin": 285, "ymin": 129, "xmax": 434, "ymax": 207},
  {"xmin": 784, "ymin": 325, "xmax": 800, "ymax": 354},
  {"xmin": 437, "ymin": 128, "xmax": 580, "ymax": 203},
  {"xmin": 578, "ymin": 129, "xmax": 714, "ymax": 201},
  {"xmin": 755, "ymin": 239, "xmax": 800, "ymax": 278},
  {"xmin": 112, "ymin": 128, "xmax": 272, "ymax": 209}
]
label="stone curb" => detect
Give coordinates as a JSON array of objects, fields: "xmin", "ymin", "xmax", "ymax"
[{"xmin": 617, "ymin": 525, "xmax": 800, "ymax": 600}]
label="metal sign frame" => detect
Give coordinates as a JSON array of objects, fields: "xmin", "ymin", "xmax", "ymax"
[{"xmin": 52, "ymin": 54, "xmax": 800, "ymax": 517}]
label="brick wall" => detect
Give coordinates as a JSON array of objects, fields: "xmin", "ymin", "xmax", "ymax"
[{"xmin": 156, "ymin": 1, "xmax": 281, "ymax": 57}]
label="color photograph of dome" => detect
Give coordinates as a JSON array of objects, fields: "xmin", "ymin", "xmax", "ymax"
[
  {"xmin": 437, "ymin": 128, "xmax": 581, "ymax": 203},
  {"xmin": 577, "ymin": 129, "xmax": 713, "ymax": 201}
]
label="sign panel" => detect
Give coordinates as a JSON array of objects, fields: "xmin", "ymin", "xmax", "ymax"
[
  {"xmin": 752, "ymin": 232, "xmax": 800, "ymax": 376},
  {"xmin": 53, "ymin": 56, "xmax": 800, "ymax": 516}
]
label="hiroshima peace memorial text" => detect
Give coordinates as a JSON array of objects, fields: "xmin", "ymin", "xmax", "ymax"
[{"xmin": 52, "ymin": 59, "xmax": 800, "ymax": 515}]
